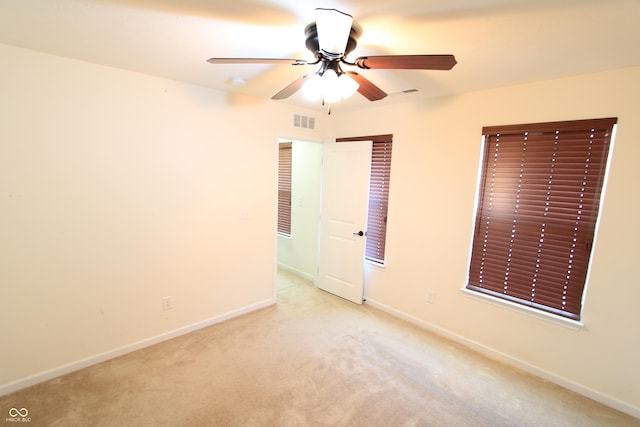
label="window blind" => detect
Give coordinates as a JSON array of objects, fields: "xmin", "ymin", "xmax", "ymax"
[
  {"xmin": 278, "ymin": 142, "xmax": 292, "ymax": 236},
  {"xmin": 467, "ymin": 118, "xmax": 616, "ymax": 320}
]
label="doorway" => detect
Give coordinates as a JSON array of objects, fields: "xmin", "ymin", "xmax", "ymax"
[
  {"xmin": 276, "ymin": 135, "xmax": 393, "ymax": 302},
  {"xmin": 276, "ymin": 138, "xmax": 323, "ymax": 286}
]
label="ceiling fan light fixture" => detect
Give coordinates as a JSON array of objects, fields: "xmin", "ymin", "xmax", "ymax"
[
  {"xmin": 338, "ymin": 73, "xmax": 359, "ymax": 99},
  {"xmin": 321, "ymin": 69, "xmax": 342, "ymax": 104},
  {"xmin": 302, "ymin": 74, "xmax": 323, "ymax": 100},
  {"xmin": 315, "ymin": 8, "xmax": 353, "ymax": 57},
  {"xmin": 302, "ymin": 68, "xmax": 359, "ymax": 103}
]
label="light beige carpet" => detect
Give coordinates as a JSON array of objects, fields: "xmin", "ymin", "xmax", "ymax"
[{"xmin": 1, "ymin": 270, "xmax": 638, "ymax": 426}]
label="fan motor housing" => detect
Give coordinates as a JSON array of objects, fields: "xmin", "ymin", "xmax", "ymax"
[{"xmin": 304, "ymin": 23, "xmax": 360, "ymax": 58}]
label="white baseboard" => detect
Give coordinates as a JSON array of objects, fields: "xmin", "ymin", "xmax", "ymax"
[
  {"xmin": 364, "ymin": 298, "xmax": 640, "ymax": 420},
  {"xmin": 277, "ymin": 263, "xmax": 315, "ymax": 283},
  {"xmin": 0, "ymin": 298, "xmax": 275, "ymax": 397}
]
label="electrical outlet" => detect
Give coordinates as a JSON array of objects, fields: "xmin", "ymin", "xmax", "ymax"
[{"xmin": 162, "ymin": 296, "xmax": 173, "ymax": 311}]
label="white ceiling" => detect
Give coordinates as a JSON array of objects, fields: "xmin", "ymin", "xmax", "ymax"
[{"xmin": 1, "ymin": 0, "xmax": 639, "ymax": 111}]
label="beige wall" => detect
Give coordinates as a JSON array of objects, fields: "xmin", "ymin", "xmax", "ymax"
[
  {"xmin": 0, "ymin": 44, "xmax": 324, "ymax": 391},
  {"xmin": 329, "ymin": 66, "xmax": 640, "ymax": 416}
]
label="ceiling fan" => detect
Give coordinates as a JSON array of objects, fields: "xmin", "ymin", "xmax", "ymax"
[{"xmin": 207, "ymin": 8, "xmax": 456, "ymax": 107}]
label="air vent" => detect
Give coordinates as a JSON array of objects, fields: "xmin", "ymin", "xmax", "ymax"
[{"xmin": 294, "ymin": 114, "xmax": 315, "ymax": 130}]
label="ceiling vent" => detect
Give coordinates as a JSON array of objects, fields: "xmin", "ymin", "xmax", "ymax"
[{"xmin": 294, "ymin": 114, "xmax": 315, "ymax": 130}]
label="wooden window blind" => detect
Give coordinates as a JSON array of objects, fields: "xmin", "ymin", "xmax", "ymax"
[
  {"xmin": 337, "ymin": 134, "xmax": 393, "ymax": 264},
  {"xmin": 278, "ymin": 142, "xmax": 292, "ymax": 236},
  {"xmin": 466, "ymin": 118, "xmax": 616, "ymax": 320}
]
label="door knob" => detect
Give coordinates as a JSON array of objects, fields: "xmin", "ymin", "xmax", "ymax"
[{"xmin": 353, "ymin": 231, "xmax": 365, "ymax": 237}]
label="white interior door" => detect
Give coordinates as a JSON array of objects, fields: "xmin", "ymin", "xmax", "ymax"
[{"xmin": 317, "ymin": 140, "xmax": 372, "ymax": 304}]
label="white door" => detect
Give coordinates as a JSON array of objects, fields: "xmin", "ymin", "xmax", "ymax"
[{"xmin": 317, "ymin": 140, "xmax": 372, "ymax": 304}]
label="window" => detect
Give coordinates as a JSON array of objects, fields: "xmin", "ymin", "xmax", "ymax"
[
  {"xmin": 466, "ymin": 118, "xmax": 616, "ymax": 320},
  {"xmin": 337, "ymin": 134, "xmax": 393, "ymax": 264},
  {"xmin": 277, "ymin": 142, "xmax": 292, "ymax": 236}
]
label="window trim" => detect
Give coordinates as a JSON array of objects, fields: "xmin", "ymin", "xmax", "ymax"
[{"xmin": 461, "ymin": 287, "xmax": 584, "ymax": 330}]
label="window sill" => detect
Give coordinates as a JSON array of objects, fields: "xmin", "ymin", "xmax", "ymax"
[
  {"xmin": 365, "ymin": 259, "xmax": 386, "ymax": 269},
  {"xmin": 461, "ymin": 288, "xmax": 584, "ymax": 331}
]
